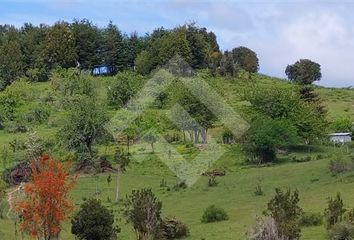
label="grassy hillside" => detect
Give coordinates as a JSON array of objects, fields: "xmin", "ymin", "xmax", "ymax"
[{"xmin": 0, "ymin": 73, "xmax": 354, "ymax": 239}]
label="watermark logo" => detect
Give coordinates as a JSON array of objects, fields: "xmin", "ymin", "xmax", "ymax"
[{"xmin": 105, "ymin": 55, "xmax": 249, "ymax": 186}]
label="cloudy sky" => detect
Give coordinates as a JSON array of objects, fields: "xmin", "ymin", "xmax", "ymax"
[{"xmin": 1, "ymin": 0, "xmax": 354, "ymax": 87}]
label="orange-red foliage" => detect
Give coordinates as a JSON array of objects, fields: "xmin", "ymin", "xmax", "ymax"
[{"xmin": 15, "ymin": 155, "xmax": 76, "ymax": 239}]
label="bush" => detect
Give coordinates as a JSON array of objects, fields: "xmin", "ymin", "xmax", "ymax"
[
  {"xmin": 124, "ymin": 188, "xmax": 162, "ymax": 239},
  {"xmin": 299, "ymin": 212, "xmax": 323, "ymax": 227},
  {"xmin": 328, "ymin": 158, "xmax": 353, "ymax": 175},
  {"xmin": 201, "ymin": 205, "xmax": 229, "ymax": 223},
  {"xmin": 266, "ymin": 188, "xmax": 302, "ymax": 239},
  {"xmin": 329, "ymin": 221, "xmax": 354, "ymax": 240},
  {"xmin": 71, "ymin": 198, "xmax": 119, "ymax": 240},
  {"xmin": 161, "ymin": 217, "xmax": 189, "ymax": 239},
  {"xmin": 107, "ymin": 71, "xmax": 144, "ymax": 108},
  {"xmin": 324, "ymin": 193, "xmax": 346, "ymax": 229}
]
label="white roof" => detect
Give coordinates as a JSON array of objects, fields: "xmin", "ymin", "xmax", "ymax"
[{"xmin": 328, "ymin": 133, "xmax": 352, "ymax": 136}]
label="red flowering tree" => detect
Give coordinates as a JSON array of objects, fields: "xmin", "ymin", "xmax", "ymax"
[{"xmin": 15, "ymin": 155, "xmax": 76, "ymax": 240}]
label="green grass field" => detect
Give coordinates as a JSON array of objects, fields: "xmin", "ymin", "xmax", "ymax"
[{"xmin": 0, "ymin": 74, "xmax": 354, "ymax": 239}]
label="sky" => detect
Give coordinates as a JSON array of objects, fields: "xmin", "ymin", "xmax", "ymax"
[{"xmin": 1, "ymin": 0, "xmax": 354, "ymax": 87}]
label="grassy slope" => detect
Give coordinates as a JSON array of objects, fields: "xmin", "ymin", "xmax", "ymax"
[{"xmin": 0, "ymin": 74, "xmax": 354, "ymax": 239}]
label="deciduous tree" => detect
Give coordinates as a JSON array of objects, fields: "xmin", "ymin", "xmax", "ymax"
[{"xmin": 15, "ymin": 155, "xmax": 75, "ymax": 240}]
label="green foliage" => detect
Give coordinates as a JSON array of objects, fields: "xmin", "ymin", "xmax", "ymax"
[
  {"xmin": 0, "ymin": 178, "xmax": 7, "ymax": 219},
  {"xmin": 244, "ymin": 118, "xmax": 298, "ymax": 163},
  {"xmin": 324, "ymin": 193, "xmax": 346, "ymax": 229},
  {"xmin": 43, "ymin": 21, "xmax": 77, "ymax": 69},
  {"xmin": 201, "ymin": 205, "xmax": 229, "ymax": 223},
  {"xmin": 102, "ymin": 21, "xmax": 124, "ymax": 72},
  {"xmin": 0, "ymin": 40, "xmax": 25, "ymax": 89},
  {"xmin": 266, "ymin": 188, "xmax": 303, "ymax": 239},
  {"xmin": 107, "ymin": 71, "xmax": 144, "ymax": 108},
  {"xmin": 331, "ymin": 117, "xmax": 353, "ymax": 133},
  {"xmin": 135, "ymin": 24, "xmax": 220, "ymax": 74},
  {"xmin": 71, "ymin": 198, "xmax": 119, "ymax": 240},
  {"xmin": 285, "ymin": 59, "xmax": 322, "ymax": 85},
  {"xmin": 114, "ymin": 146, "xmax": 130, "ymax": 172},
  {"xmin": 231, "ymin": 46, "xmax": 259, "ymax": 75},
  {"xmin": 299, "ymin": 212, "xmax": 323, "ymax": 227},
  {"xmin": 124, "ymin": 188, "xmax": 162, "ymax": 240},
  {"xmin": 60, "ymin": 96, "xmax": 108, "ymax": 162},
  {"xmin": 244, "ymin": 85, "xmax": 327, "ymax": 143},
  {"xmin": 72, "ymin": 19, "xmax": 102, "ymax": 69},
  {"xmin": 51, "ymin": 68, "xmax": 95, "ymax": 101}
]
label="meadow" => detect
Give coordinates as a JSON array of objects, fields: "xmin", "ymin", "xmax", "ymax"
[{"xmin": 1, "ymin": 73, "xmax": 354, "ymax": 240}]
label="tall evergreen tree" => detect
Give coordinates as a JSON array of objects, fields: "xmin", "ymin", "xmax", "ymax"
[
  {"xmin": 72, "ymin": 19, "xmax": 102, "ymax": 69},
  {"xmin": 102, "ymin": 21, "xmax": 124, "ymax": 71},
  {"xmin": 43, "ymin": 21, "xmax": 77, "ymax": 69}
]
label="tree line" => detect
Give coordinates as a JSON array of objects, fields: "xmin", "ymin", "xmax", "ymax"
[{"xmin": 0, "ymin": 20, "xmax": 263, "ymax": 90}]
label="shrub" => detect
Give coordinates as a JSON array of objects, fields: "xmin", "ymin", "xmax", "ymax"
[
  {"xmin": 243, "ymin": 118, "xmax": 298, "ymax": 163},
  {"xmin": 201, "ymin": 205, "xmax": 229, "ymax": 223},
  {"xmin": 71, "ymin": 198, "xmax": 119, "ymax": 240},
  {"xmin": 328, "ymin": 158, "xmax": 353, "ymax": 175},
  {"xmin": 247, "ymin": 216, "xmax": 286, "ymax": 240},
  {"xmin": 161, "ymin": 217, "xmax": 189, "ymax": 239},
  {"xmin": 124, "ymin": 188, "xmax": 162, "ymax": 239},
  {"xmin": 299, "ymin": 212, "xmax": 323, "ymax": 227},
  {"xmin": 324, "ymin": 193, "xmax": 346, "ymax": 229},
  {"xmin": 328, "ymin": 221, "xmax": 354, "ymax": 240},
  {"xmin": 173, "ymin": 180, "xmax": 187, "ymax": 191},
  {"xmin": 107, "ymin": 71, "xmax": 144, "ymax": 108},
  {"xmin": 208, "ymin": 175, "xmax": 218, "ymax": 187},
  {"xmin": 266, "ymin": 188, "xmax": 302, "ymax": 239}
]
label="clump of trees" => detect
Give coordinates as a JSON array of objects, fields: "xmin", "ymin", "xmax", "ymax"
[
  {"xmin": 244, "ymin": 118, "xmax": 298, "ymax": 163},
  {"xmin": 242, "ymin": 85, "xmax": 327, "ymax": 163}
]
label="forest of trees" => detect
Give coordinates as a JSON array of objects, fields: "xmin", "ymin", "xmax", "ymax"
[{"xmin": 0, "ymin": 20, "xmax": 262, "ymax": 90}]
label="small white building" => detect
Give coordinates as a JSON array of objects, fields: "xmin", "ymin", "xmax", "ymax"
[{"xmin": 328, "ymin": 133, "xmax": 352, "ymax": 144}]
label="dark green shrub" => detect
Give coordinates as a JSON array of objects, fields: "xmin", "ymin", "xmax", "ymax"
[
  {"xmin": 71, "ymin": 198, "xmax": 120, "ymax": 240},
  {"xmin": 161, "ymin": 217, "xmax": 189, "ymax": 239},
  {"xmin": 299, "ymin": 212, "xmax": 323, "ymax": 227},
  {"xmin": 201, "ymin": 205, "xmax": 229, "ymax": 223},
  {"xmin": 324, "ymin": 193, "xmax": 346, "ymax": 229},
  {"xmin": 266, "ymin": 188, "xmax": 303, "ymax": 239}
]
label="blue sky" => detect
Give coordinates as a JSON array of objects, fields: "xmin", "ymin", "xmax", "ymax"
[{"xmin": 1, "ymin": 0, "xmax": 354, "ymax": 87}]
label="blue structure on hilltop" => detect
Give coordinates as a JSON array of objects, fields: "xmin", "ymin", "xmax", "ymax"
[{"xmin": 91, "ymin": 64, "xmax": 116, "ymax": 76}]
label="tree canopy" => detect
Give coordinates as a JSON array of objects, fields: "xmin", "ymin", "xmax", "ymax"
[{"xmin": 285, "ymin": 59, "xmax": 322, "ymax": 85}]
